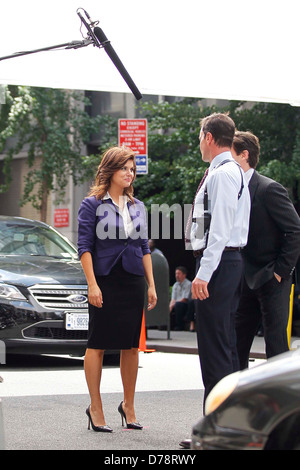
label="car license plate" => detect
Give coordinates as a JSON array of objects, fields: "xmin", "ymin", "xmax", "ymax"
[{"xmin": 65, "ymin": 313, "xmax": 89, "ymax": 330}]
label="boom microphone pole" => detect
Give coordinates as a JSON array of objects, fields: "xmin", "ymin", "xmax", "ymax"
[
  {"xmin": 92, "ymin": 26, "xmax": 142, "ymax": 101},
  {"xmin": 77, "ymin": 9, "xmax": 142, "ymax": 100},
  {"xmin": 0, "ymin": 8, "xmax": 143, "ymax": 100}
]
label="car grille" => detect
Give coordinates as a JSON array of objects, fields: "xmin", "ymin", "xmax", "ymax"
[
  {"xmin": 23, "ymin": 320, "xmax": 88, "ymax": 340},
  {"xmin": 28, "ymin": 284, "xmax": 88, "ymax": 310}
]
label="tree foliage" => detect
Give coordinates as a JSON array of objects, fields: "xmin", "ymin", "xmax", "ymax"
[
  {"xmin": 230, "ymin": 101, "xmax": 300, "ymax": 203},
  {"xmin": 132, "ymin": 99, "xmax": 300, "ymax": 209},
  {"xmin": 1, "ymin": 89, "xmax": 299, "ymax": 221},
  {"xmin": 81, "ymin": 98, "xmax": 300, "ymax": 211},
  {"xmin": 133, "ymin": 99, "xmax": 216, "ymax": 206},
  {"xmin": 0, "ymin": 86, "xmax": 101, "ymax": 220}
]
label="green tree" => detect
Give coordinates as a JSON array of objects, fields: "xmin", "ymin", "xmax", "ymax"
[
  {"xmin": 0, "ymin": 86, "xmax": 101, "ymax": 221},
  {"xmin": 133, "ymin": 98, "xmax": 219, "ymax": 208},
  {"xmin": 132, "ymin": 99, "xmax": 300, "ymax": 209},
  {"xmin": 81, "ymin": 98, "xmax": 216, "ymax": 208},
  {"xmin": 80, "ymin": 113, "xmax": 119, "ymax": 182},
  {"xmin": 82, "ymin": 98, "xmax": 300, "ymax": 210},
  {"xmin": 230, "ymin": 101, "xmax": 300, "ymax": 205}
]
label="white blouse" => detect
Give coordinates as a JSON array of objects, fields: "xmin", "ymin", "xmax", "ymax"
[{"xmin": 103, "ymin": 192, "xmax": 134, "ymax": 238}]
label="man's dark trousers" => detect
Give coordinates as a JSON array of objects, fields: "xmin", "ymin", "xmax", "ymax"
[
  {"xmin": 195, "ymin": 251, "xmax": 243, "ymax": 407},
  {"xmin": 235, "ymin": 276, "xmax": 292, "ymax": 370}
]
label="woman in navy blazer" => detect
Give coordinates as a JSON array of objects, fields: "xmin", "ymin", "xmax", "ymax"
[{"xmin": 78, "ymin": 146, "xmax": 157, "ymax": 432}]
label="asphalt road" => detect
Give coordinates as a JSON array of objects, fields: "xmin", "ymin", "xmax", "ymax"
[{"xmin": 0, "ymin": 351, "xmax": 205, "ymax": 451}]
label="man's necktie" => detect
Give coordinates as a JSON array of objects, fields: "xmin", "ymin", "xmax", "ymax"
[{"xmin": 185, "ymin": 168, "xmax": 209, "ymax": 245}]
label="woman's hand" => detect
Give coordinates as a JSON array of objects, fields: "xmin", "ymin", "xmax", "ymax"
[
  {"xmin": 147, "ymin": 286, "xmax": 157, "ymax": 311},
  {"xmin": 88, "ymin": 283, "xmax": 103, "ymax": 308},
  {"xmin": 80, "ymin": 252, "xmax": 103, "ymax": 308},
  {"xmin": 142, "ymin": 253, "xmax": 157, "ymax": 310}
]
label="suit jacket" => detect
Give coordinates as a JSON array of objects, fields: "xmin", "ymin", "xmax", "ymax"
[
  {"xmin": 77, "ymin": 196, "xmax": 150, "ymax": 276},
  {"xmin": 243, "ymin": 171, "xmax": 300, "ymax": 290}
]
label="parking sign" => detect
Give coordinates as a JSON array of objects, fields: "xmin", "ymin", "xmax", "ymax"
[{"xmin": 118, "ymin": 119, "xmax": 148, "ymax": 174}]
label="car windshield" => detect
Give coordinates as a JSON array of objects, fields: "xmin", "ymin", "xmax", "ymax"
[{"xmin": 0, "ymin": 221, "xmax": 78, "ymax": 259}]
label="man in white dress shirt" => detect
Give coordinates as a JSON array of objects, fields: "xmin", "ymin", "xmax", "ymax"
[{"xmin": 190, "ymin": 113, "xmax": 251, "ymax": 408}]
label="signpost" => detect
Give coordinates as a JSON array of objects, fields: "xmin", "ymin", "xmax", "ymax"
[{"xmin": 118, "ymin": 119, "xmax": 148, "ymax": 175}]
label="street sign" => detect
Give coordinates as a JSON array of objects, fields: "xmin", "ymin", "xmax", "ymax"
[
  {"xmin": 118, "ymin": 119, "xmax": 148, "ymax": 175},
  {"xmin": 54, "ymin": 208, "xmax": 69, "ymax": 227}
]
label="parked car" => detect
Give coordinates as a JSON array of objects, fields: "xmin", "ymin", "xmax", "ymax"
[
  {"xmin": 0, "ymin": 215, "xmax": 89, "ymax": 356},
  {"xmin": 191, "ymin": 348, "xmax": 300, "ymax": 450}
]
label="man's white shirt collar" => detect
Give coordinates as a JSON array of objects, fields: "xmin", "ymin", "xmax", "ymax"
[{"xmin": 244, "ymin": 168, "xmax": 254, "ymax": 184}]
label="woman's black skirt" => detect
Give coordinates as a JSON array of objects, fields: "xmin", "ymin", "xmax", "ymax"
[{"xmin": 87, "ymin": 259, "xmax": 145, "ymax": 350}]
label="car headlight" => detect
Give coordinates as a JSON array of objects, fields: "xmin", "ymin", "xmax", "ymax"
[
  {"xmin": 205, "ymin": 371, "xmax": 240, "ymax": 415},
  {"xmin": 0, "ymin": 284, "xmax": 27, "ymax": 301}
]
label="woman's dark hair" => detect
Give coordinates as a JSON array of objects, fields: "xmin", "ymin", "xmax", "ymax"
[{"xmin": 88, "ymin": 146, "xmax": 136, "ymax": 202}]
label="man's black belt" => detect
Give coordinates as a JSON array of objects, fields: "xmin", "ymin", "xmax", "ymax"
[{"xmin": 193, "ymin": 246, "xmax": 242, "ymax": 258}]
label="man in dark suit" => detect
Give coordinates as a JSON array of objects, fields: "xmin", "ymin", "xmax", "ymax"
[{"xmin": 232, "ymin": 131, "xmax": 300, "ymax": 369}]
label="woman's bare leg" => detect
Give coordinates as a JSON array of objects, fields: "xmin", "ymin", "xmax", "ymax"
[
  {"xmin": 84, "ymin": 348, "xmax": 106, "ymax": 426},
  {"xmin": 120, "ymin": 348, "xmax": 139, "ymax": 423}
]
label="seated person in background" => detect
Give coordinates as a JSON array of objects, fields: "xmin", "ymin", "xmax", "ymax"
[
  {"xmin": 169, "ymin": 266, "xmax": 194, "ymax": 331},
  {"xmin": 148, "ymin": 239, "xmax": 163, "ymax": 255}
]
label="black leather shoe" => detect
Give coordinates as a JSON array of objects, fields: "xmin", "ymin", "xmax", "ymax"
[
  {"xmin": 86, "ymin": 406, "xmax": 113, "ymax": 433},
  {"xmin": 179, "ymin": 438, "xmax": 191, "ymax": 449},
  {"xmin": 118, "ymin": 401, "xmax": 143, "ymax": 430}
]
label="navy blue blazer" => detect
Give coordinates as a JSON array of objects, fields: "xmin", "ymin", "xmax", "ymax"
[{"xmin": 77, "ymin": 195, "xmax": 150, "ymax": 276}]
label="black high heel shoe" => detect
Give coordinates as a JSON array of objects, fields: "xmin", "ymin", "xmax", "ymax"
[
  {"xmin": 86, "ymin": 406, "xmax": 113, "ymax": 433},
  {"xmin": 118, "ymin": 401, "xmax": 143, "ymax": 430}
]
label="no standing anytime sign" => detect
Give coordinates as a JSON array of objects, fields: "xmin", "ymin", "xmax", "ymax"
[{"xmin": 118, "ymin": 119, "xmax": 148, "ymax": 175}]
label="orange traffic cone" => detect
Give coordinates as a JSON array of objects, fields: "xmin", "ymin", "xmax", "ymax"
[{"xmin": 139, "ymin": 311, "xmax": 155, "ymax": 353}]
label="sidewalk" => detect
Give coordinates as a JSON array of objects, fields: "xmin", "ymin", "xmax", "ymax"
[{"xmin": 146, "ymin": 329, "xmax": 299, "ymax": 359}]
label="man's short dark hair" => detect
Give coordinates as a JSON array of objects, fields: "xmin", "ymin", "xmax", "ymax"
[
  {"xmin": 176, "ymin": 266, "xmax": 187, "ymax": 275},
  {"xmin": 233, "ymin": 131, "xmax": 260, "ymax": 169},
  {"xmin": 200, "ymin": 112, "xmax": 235, "ymax": 148}
]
